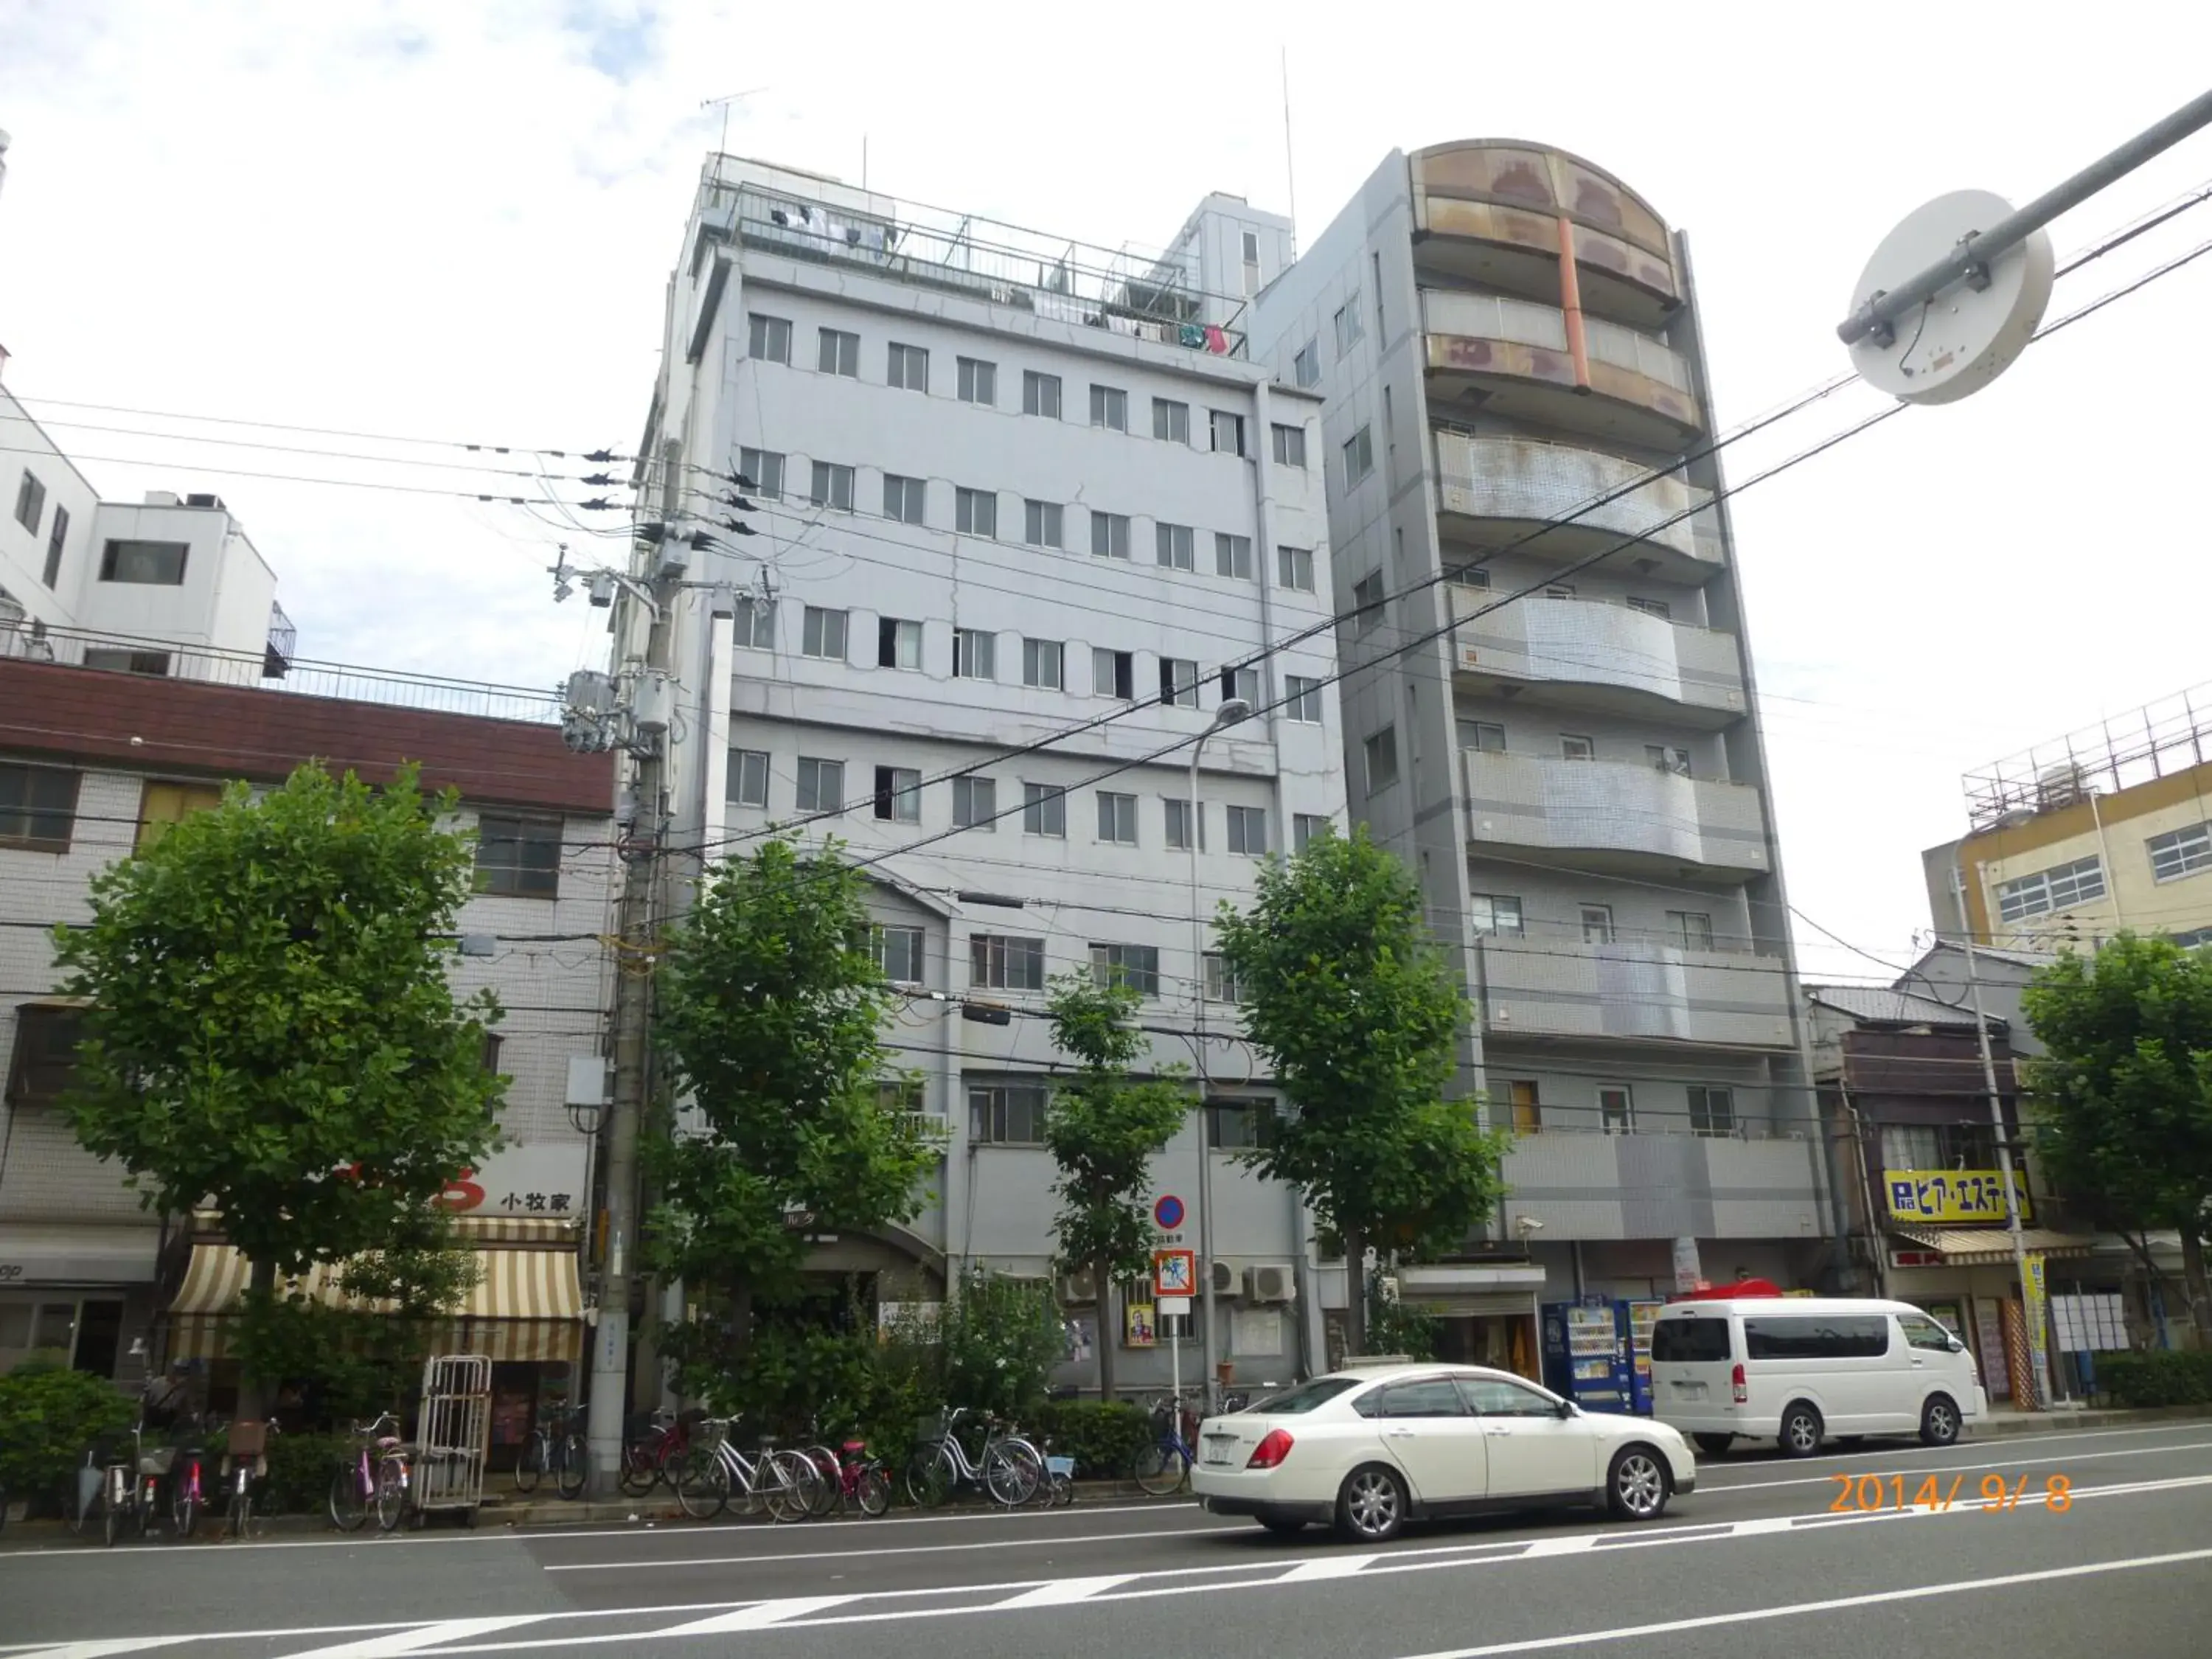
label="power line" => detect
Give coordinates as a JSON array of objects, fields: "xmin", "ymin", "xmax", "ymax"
[
  {"xmin": 0, "ymin": 441, "xmax": 602, "ymax": 507},
  {"xmin": 4, "ymin": 392, "xmax": 629, "ymax": 463}
]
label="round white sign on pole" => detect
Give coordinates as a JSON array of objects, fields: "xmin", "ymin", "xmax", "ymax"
[{"xmin": 1846, "ymin": 189, "xmax": 2055, "ymax": 405}]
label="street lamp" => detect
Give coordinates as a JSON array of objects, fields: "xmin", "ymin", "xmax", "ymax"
[{"xmin": 1190, "ymin": 695, "xmax": 1250, "ymax": 1416}]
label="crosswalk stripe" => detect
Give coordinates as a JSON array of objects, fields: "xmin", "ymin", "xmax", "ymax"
[
  {"xmin": 1277, "ymin": 1553, "xmax": 1379, "ymax": 1582},
  {"xmin": 650, "ymin": 1598, "xmax": 856, "ymax": 1634},
  {"xmin": 3, "ymin": 1642, "xmax": 195, "ymax": 1659},
  {"xmin": 992, "ymin": 1574, "xmax": 1136, "ymax": 1607},
  {"xmin": 273, "ymin": 1617, "xmax": 549, "ymax": 1658}
]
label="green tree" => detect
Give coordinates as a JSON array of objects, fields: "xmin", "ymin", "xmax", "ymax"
[
  {"xmin": 52, "ymin": 762, "xmax": 505, "ymax": 1405},
  {"xmin": 649, "ymin": 835, "xmax": 939, "ymax": 1398},
  {"xmin": 1213, "ymin": 825, "xmax": 1509, "ymax": 1354},
  {"xmin": 1043, "ymin": 972, "xmax": 1190, "ymax": 1402},
  {"xmin": 2022, "ymin": 933, "xmax": 2212, "ymax": 1340}
]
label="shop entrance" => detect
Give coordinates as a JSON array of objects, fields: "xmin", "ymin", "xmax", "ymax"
[{"xmin": 1435, "ymin": 1310, "xmax": 1540, "ymax": 1381}]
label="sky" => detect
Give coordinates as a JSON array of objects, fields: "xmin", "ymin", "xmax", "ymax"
[{"xmin": 4, "ymin": 0, "xmax": 2211, "ymax": 987}]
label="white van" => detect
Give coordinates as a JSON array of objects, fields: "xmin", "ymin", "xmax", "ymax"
[{"xmin": 1649, "ymin": 1297, "xmax": 1986, "ymax": 1457}]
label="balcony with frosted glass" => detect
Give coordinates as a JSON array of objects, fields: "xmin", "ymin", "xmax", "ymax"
[
  {"xmin": 1462, "ymin": 747, "xmax": 1771, "ymax": 879},
  {"xmin": 1475, "ymin": 933, "xmax": 1795, "ymax": 1049},
  {"xmin": 1450, "ymin": 589, "xmax": 1745, "ymax": 726},
  {"xmin": 1421, "ymin": 289, "xmax": 1703, "ymax": 448},
  {"xmin": 1430, "ymin": 430, "xmax": 1719, "ymax": 582}
]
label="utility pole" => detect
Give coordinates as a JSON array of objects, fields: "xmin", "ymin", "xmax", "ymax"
[
  {"xmin": 1188, "ymin": 698, "xmax": 1248, "ymax": 1416},
  {"xmin": 1952, "ymin": 862, "xmax": 2052, "ymax": 1411}
]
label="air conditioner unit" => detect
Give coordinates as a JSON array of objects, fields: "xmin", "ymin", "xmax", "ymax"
[
  {"xmin": 1209, "ymin": 1259, "xmax": 1238, "ymax": 1297},
  {"xmin": 1245, "ymin": 1263, "xmax": 1296, "ymax": 1304},
  {"xmin": 1057, "ymin": 1269, "xmax": 1098, "ymax": 1305}
]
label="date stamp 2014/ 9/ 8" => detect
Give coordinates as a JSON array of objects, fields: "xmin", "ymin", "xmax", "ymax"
[{"xmin": 1829, "ymin": 1472, "xmax": 2073, "ymax": 1514}]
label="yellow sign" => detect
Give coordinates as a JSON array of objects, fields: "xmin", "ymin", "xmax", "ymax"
[
  {"xmin": 2023, "ymin": 1253, "xmax": 2050, "ymax": 1409},
  {"xmin": 1883, "ymin": 1168, "xmax": 2033, "ymax": 1225}
]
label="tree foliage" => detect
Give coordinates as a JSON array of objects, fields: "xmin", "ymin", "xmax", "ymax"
[
  {"xmin": 648, "ymin": 836, "xmax": 940, "ymax": 1391},
  {"xmin": 2022, "ymin": 933, "xmax": 2212, "ymax": 1337},
  {"xmin": 1213, "ymin": 826, "xmax": 1508, "ymax": 1352},
  {"xmin": 52, "ymin": 762, "xmax": 505, "ymax": 1281},
  {"xmin": 1043, "ymin": 972, "xmax": 1189, "ymax": 1401}
]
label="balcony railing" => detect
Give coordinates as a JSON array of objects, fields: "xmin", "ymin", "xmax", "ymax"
[
  {"xmin": 1499, "ymin": 1131, "xmax": 1824, "ymax": 1241},
  {"xmin": 1450, "ymin": 590, "xmax": 1745, "ymax": 719},
  {"xmin": 1430, "ymin": 431, "xmax": 1719, "ymax": 573},
  {"xmin": 1476, "ymin": 934, "xmax": 1797, "ymax": 1048},
  {"xmin": 1422, "ymin": 289, "xmax": 1702, "ymax": 441},
  {"xmin": 1462, "ymin": 748, "xmax": 1772, "ymax": 876}
]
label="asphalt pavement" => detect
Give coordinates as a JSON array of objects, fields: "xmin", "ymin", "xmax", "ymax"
[{"xmin": 4, "ymin": 1419, "xmax": 2211, "ymax": 1657}]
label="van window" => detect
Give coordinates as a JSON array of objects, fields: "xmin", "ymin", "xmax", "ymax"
[
  {"xmin": 1744, "ymin": 1315, "xmax": 1889, "ymax": 1360},
  {"xmin": 1651, "ymin": 1318, "xmax": 1731, "ymax": 1363},
  {"xmin": 1898, "ymin": 1313, "xmax": 1956, "ymax": 1353}
]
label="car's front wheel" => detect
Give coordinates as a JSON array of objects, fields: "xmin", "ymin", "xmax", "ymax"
[
  {"xmin": 1334, "ymin": 1466, "xmax": 1407, "ymax": 1543},
  {"xmin": 1606, "ymin": 1446, "xmax": 1671, "ymax": 1521}
]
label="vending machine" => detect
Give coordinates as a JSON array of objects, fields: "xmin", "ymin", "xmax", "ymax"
[
  {"xmin": 1627, "ymin": 1299, "xmax": 1663, "ymax": 1415},
  {"xmin": 1540, "ymin": 1299, "xmax": 1631, "ymax": 1413}
]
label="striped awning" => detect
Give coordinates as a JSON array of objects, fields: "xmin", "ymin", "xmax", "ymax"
[
  {"xmin": 166, "ymin": 1217, "xmax": 584, "ymax": 1364},
  {"xmin": 1890, "ymin": 1225, "xmax": 2097, "ymax": 1263}
]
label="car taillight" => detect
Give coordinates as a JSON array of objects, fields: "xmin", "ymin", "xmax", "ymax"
[
  {"xmin": 1731, "ymin": 1363, "xmax": 1747, "ymax": 1404},
  {"xmin": 1247, "ymin": 1428, "xmax": 1295, "ymax": 1470}
]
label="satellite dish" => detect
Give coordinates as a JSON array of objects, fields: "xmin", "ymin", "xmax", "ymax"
[{"xmin": 1846, "ymin": 189, "xmax": 2054, "ymax": 405}]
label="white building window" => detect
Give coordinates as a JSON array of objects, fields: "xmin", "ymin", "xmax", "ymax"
[
  {"xmin": 887, "ymin": 341, "xmax": 929, "ymax": 392},
  {"xmin": 1164, "ymin": 797, "xmax": 1203, "ymax": 852},
  {"xmin": 1023, "ymin": 499, "xmax": 1063, "ymax": 549},
  {"xmin": 1284, "ymin": 675, "xmax": 1322, "ymax": 723},
  {"xmin": 957, "ymin": 356, "xmax": 997, "ymax": 405},
  {"xmin": 1090, "ymin": 384, "xmax": 1128, "ymax": 431},
  {"xmin": 1688, "ymin": 1085, "xmax": 1735, "ymax": 1137},
  {"xmin": 1241, "ymin": 229, "xmax": 1261, "ymax": 296},
  {"xmin": 1997, "ymin": 855, "xmax": 2108, "ymax": 923},
  {"xmin": 1090, "ymin": 942, "xmax": 1159, "ymax": 995},
  {"xmin": 809, "ymin": 461, "xmax": 855, "ymax": 511},
  {"xmin": 1646, "ymin": 745, "xmax": 1691, "ymax": 776},
  {"xmin": 952, "ymin": 776, "xmax": 998, "ymax": 830},
  {"xmin": 1461, "ymin": 720, "xmax": 1506, "ymax": 752},
  {"xmin": 1023, "ymin": 370, "xmax": 1062, "ymax": 418},
  {"xmin": 1270, "ymin": 424, "xmax": 1307, "ymax": 467},
  {"xmin": 1293, "ymin": 813, "xmax": 1328, "ymax": 853},
  {"xmin": 1342, "ymin": 426, "xmax": 1374, "ymax": 486},
  {"xmin": 728, "ymin": 748, "xmax": 771, "ymax": 809},
  {"xmin": 883, "ymin": 473, "xmax": 927, "ymax": 525},
  {"xmin": 1470, "ymin": 894, "xmax": 1523, "ymax": 937},
  {"xmin": 733, "ymin": 597, "xmax": 774, "ymax": 650},
  {"xmin": 1599, "ymin": 1086, "xmax": 1635, "ymax": 1134},
  {"xmin": 873, "ymin": 765, "xmax": 922, "ymax": 823},
  {"xmin": 1152, "ymin": 398, "xmax": 1190, "ymax": 443},
  {"xmin": 1096, "ymin": 790, "xmax": 1138, "ymax": 845},
  {"xmin": 796, "ymin": 757, "xmax": 844, "ymax": 813},
  {"xmin": 1580, "ymin": 904, "xmax": 1615, "ymax": 944},
  {"xmin": 1023, "ymin": 637, "xmax": 1064, "ymax": 689},
  {"xmin": 1093, "ymin": 647, "xmax": 1134, "ymax": 700},
  {"xmin": 801, "ymin": 606, "xmax": 848, "ymax": 661},
  {"xmin": 1278, "ymin": 545, "xmax": 1315, "ymax": 591},
  {"xmin": 1022, "ymin": 782, "xmax": 1066, "ymax": 837},
  {"xmin": 1226, "ymin": 804, "xmax": 1267, "ymax": 856},
  {"xmin": 1159, "ymin": 658, "xmax": 1200, "ymax": 708},
  {"xmin": 1449, "ymin": 561, "xmax": 1492, "ymax": 590},
  {"xmin": 1352, "ymin": 573, "xmax": 1385, "ymax": 636},
  {"xmin": 1363, "ymin": 726, "xmax": 1398, "ymax": 796},
  {"xmin": 1205, "ymin": 951, "xmax": 1243, "ymax": 1003},
  {"xmin": 2149, "ymin": 822, "xmax": 2212, "ymax": 883},
  {"xmin": 1209, "ymin": 410, "xmax": 1246, "ymax": 456},
  {"xmin": 956, "ymin": 487, "xmax": 998, "ymax": 537},
  {"xmin": 953, "ymin": 627, "xmax": 996, "ymax": 681},
  {"xmin": 818, "ymin": 327, "xmax": 859, "ymax": 378},
  {"xmin": 970, "ymin": 1084, "xmax": 1048, "ymax": 1145},
  {"xmin": 1669, "ymin": 911, "xmax": 1715, "ymax": 950},
  {"xmin": 873, "ymin": 925, "xmax": 925, "ymax": 984},
  {"xmin": 877, "ymin": 616, "xmax": 922, "ymax": 670},
  {"xmin": 1155, "ymin": 522, "xmax": 1194, "ymax": 571},
  {"xmin": 1293, "ymin": 341, "xmax": 1319, "ymax": 387},
  {"xmin": 1091, "ymin": 511, "xmax": 1130, "ymax": 560},
  {"xmin": 1334, "ymin": 300, "xmax": 1363, "ymax": 355},
  {"xmin": 1561, "ymin": 734, "xmax": 1596, "ymax": 762},
  {"xmin": 1220, "ymin": 664, "xmax": 1259, "ymax": 706},
  {"xmin": 1626, "ymin": 595, "xmax": 1671, "ymax": 619},
  {"xmin": 739, "ymin": 447, "xmax": 785, "ymax": 500},
  {"xmin": 747, "ymin": 312, "xmax": 791, "ymax": 364},
  {"xmin": 971, "ymin": 934, "xmax": 1045, "ymax": 990},
  {"xmin": 1215, "ymin": 533, "xmax": 1252, "ymax": 579}
]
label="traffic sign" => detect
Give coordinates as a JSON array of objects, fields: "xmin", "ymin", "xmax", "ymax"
[
  {"xmin": 1153, "ymin": 1248, "xmax": 1196, "ymax": 1298},
  {"xmin": 1153, "ymin": 1194, "xmax": 1185, "ymax": 1231}
]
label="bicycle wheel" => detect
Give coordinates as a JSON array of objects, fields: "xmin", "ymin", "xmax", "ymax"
[
  {"xmin": 1133, "ymin": 1440, "xmax": 1189, "ymax": 1497},
  {"xmin": 674, "ymin": 1447, "xmax": 728, "ymax": 1521},
  {"xmin": 762, "ymin": 1451, "xmax": 818, "ymax": 1524},
  {"xmin": 855, "ymin": 1464, "xmax": 891, "ymax": 1517},
  {"xmin": 904, "ymin": 1443, "xmax": 953, "ymax": 1509},
  {"xmin": 375, "ymin": 1458, "xmax": 408, "ymax": 1533},
  {"xmin": 330, "ymin": 1461, "xmax": 369, "ymax": 1532},
  {"xmin": 173, "ymin": 1470, "xmax": 200, "ymax": 1540},
  {"xmin": 984, "ymin": 1441, "xmax": 1042, "ymax": 1507},
  {"xmin": 513, "ymin": 1432, "xmax": 545, "ymax": 1495},
  {"xmin": 102, "ymin": 1477, "xmax": 123, "ymax": 1548},
  {"xmin": 226, "ymin": 1489, "xmax": 253, "ymax": 1542},
  {"xmin": 555, "ymin": 1433, "xmax": 588, "ymax": 1501},
  {"xmin": 801, "ymin": 1447, "xmax": 841, "ymax": 1518},
  {"xmin": 618, "ymin": 1439, "xmax": 661, "ymax": 1497}
]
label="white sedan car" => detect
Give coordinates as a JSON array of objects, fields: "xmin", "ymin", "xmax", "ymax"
[{"xmin": 1192, "ymin": 1363, "xmax": 1697, "ymax": 1543}]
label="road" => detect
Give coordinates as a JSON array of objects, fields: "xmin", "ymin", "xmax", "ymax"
[{"xmin": 4, "ymin": 1421, "xmax": 2211, "ymax": 1657}]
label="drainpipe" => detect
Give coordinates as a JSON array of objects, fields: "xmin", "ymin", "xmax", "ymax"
[{"xmin": 1556, "ymin": 218, "xmax": 1591, "ymax": 393}]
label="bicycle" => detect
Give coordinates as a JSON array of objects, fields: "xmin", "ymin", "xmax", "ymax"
[
  {"xmin": 904, "ymin": 1408, "xmax": 1043, "ymax": 1509},
  {"xmin": 100, "ymin": 1422, "xmax": 198, "ymax": 1546},
  {"xmin": 796, "ymin": 1436, "xmax": 892, "ymax": 1518},
  {"xmin": 1133, "ymin": 1394, "xmax": 1196, "ymax": 1496},
  {"xmin": 672, "ymin": 1420, "xmax": 821, "ymax": 1523},
  {"xmin": 512, "ymin": 1394, "xmax": 586, "ymax": 1501},
  {"xmin": 220, "ymin": 1419, "xmax": 278, "ymax": 1541},
  {"xmin": 330, "ymin": 1412, "xmax": 411, "ymax": 1533},
  {"xmin": 619, "ymin": 1408, "xmax": 700, "ymax": 1497}
]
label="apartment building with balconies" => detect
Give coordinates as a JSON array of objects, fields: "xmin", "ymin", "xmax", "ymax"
[
  {"xmin": 624, "ymin": 156, "xmax": 1346, "ymax": 1388},
  {"xmin": 1249, "ymin": 142, "xmax": 1834, "ymax": 1304}
]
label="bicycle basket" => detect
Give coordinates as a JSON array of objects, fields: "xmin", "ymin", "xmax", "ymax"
[
  {"xmin": 1046, "ymin": 1455, "xmax": 1075, "ymax": 1481},
  {"xmin": 914, "ymin": 1411, "xmax": 949, "ymax": 1440},
  {"xmin": 226, "ymin": 1422, "xmax": 271, "ymax": 1461},
  {"xmin": 137, "ymin": 1446, "xmax": 178, "ymax": 1478}
]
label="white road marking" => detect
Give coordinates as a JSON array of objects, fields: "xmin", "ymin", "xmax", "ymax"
[
  {"xmin": 1276, "ymin": 1554, "xmax": 1377, "ymax": 1582},
  {"xmin": 272, "ymin": 1618, "xmax": 547, "ymax": 1658},
  {"xmin": 1385, "ymin": 1545, "xmax": 2212, "ymax": 1658},
  {"xmin": 538, "ymin": 1517, "xmax": 1245, "ymax": 1572},
  {"xmin": 649, "ymin": 1599, "xmax": 854, "ymax": 1634},
  {"xmin": 1518, "ymin": 1534, "xmax": 1601, "ymax": 1559},
  {"xmin": 1, "ymin": 1643, "xmax": 195, "ymax": 1659},
  {"xmin": 990, "ymin": 1574, "xmax": 1136, "ymax": 1608},
  {"xmin": 1698, "ymin": 1436, "xmax": 2212, "ymax": 1495}
]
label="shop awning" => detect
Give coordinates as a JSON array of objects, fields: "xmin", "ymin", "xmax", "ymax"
[
  {"xmin": 165, "ymin": 1216, "xmax": 584, "ymax": 1364},
  {"xmin": 1891, "ymin": 1225, "xmax": 2096, "ymax": 1263}
]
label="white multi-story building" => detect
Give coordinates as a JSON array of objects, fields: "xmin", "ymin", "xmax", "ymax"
[
  {"xmin": 1248, "ymin": 141, "xmax": 1839, "ymax": 1329},
  {"xmin": 625, "ymin": 156, "xmax": 1343, "ymax": 1388}
]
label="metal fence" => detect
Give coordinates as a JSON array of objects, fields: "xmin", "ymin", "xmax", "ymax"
[{"xmin": 1964, "ymin": 681, "xmax": 2212, "ymax": 828}]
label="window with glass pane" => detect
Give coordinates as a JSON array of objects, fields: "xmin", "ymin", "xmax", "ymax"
[
  {"xmin": 883, "ymin": 473, "xmax": 926, "ymax": 525},
  {"xmin": 1334, "ymin": 302, "xmax": 1362, "ymax": 355},
  {"xmin": 1220, "ymin": 664, "xmax": 1259, "ymax": 707},
  {"xmin": 1470, "ymin": 894, "xmax": 1523, "ymax": 937},
  {"xmin": 1460, "ymin": 720, "xmax": 1506, "ymax": 753},
  {"xmin": 957, "ymin": 356, "xmax": 997, "ymax": 405},
  {"xmin": 1457, "ymin": 1377, "xmax": 1557, "ymax": 1418},
  {"xmin": 953, "ymin": 627, "xmax": 996, "ymax": 680},
  {"xmin": 1225, "ymin": 804, "xmax": 1266, "ymax": 856},
  {"xmin": 1023, "ymin": 499, "xmax": 1063, "ymax": 549},
  {"xmin": 1687, "ymin": 1085, "xmax": 1734, "ymax": 1136},
  {"xmin": 1293, "ymin": 813, "xmax": 1327, "ymax": 853},
  {"xmin": 1997, "ymin": 855, "xmax": 2107, "ymax": 922},
  {"xmin": 1626, "ymin": 595, "xmax": 1670, "ymax": 619},
  {"xmin": 1214, "ymin": 533, "xmax": 1253, "ymax": 579},
  {"xmin": 1599, "ymin": 1086, "xmax": 1634, "ymax": 1133},
  {"xmin": 475, "ymin": 814, "xmax": 562, "ymax": 897},
  {"xmin": 747, "ymin": 312, "xmax": 792, "ymax": 364},
  {"xmin": 1152, "ymin": 398, "xmax": 1190, "ymax": 442},
  {"xmin": 796, "ymin": 757, "xmax": 845, "ymax": 813},
  {"xmin": 1270, "ymin": 424, "xmax": 1307, "ymax": 467},
  {"xmin": 1278, "ymin": 545, "xmax": 1315, "ymax": 591},
  {"xmin": 877, "ymin": 616, "xmax": 922, "ymax": 669},
  {"xmin": 1022, "ymin": 782, "xmax": 1065, "ymax": 837},
  {"xmin": 13, "ymin": 470, "xmax": 46, "ymax": 534},
  {"xmin": 951, "ymin": 775, "xmax": 997, "ymax": 829},
  {"xmin": 1342, "ymin": 426, "xmax": 1374, "ymax": 485},
  {"xmin": 1096, "ymin": 791, "xmax": 1138, "ymax": 845},
  {"xmin": 1448, "ymin": 560, "xmax": 1492, "ymax": 589},
  {"xmin": 801, "ymin": 605, "xmax": 848, "ymax": 661},
  {"xmin": 1352, "ymin": 573, "xmax": 1384, "ymax": 634},
  {"xmin": 1159, "ymin": 658, "xmax": 1198, "ymax": 708},
  {"xmin": 1507, "ymin": 1079, "xmax": 1541, "ymax": 1133},
  {"xmin": 970, "ymin": 1085, "xmax": 1048, "ymax": 1144},
  {"xmin": 1209, "ymin": 410, "xmax": 1245, "ymax": 456},
  {"xmin": 737, "ymin": 448, "xmax": 785, "ymax": 501},
  {"xmin": 809, "ymin": 462, "xmax": 855, "ymax": 511},
  {"xmin": 956, "ymin": 487, "xmax": 998, "ymax": 537},
  {"xmin": 1023, "ymin": 637, "xmax": 1064, "ymax": 689},
  {"xmin": 873, "ymin": 925, "xmax": 925, "ymax": 983},
  {"xmin": 872, "ymin": 765, "xmax": 922, "ymax": 822},
  {"xmin": 728, "ymin": 748, "xmax": 771, "ymax": 809},
  {"xmin": 1164, "ymin": 797, "xmax": 1203, "ymax": 852},
  {"xmin": 1023, "ymin": 370, "xmax": 1062, "ymax": 418},
  {"xmin": 1089, "ymin": 385, "xmax": 1128, "ymax": 431},
  {"xmin": 1561, "ymin": 734, "xmax": 1596, "ymax": 761},
  {"xmin": 1363, "ymin": 727, "xmax": 1398, "ymax": 795},
  {"xmin": 1646, "ymin": 745, "xmax": 1691, "ymax": 776},
  {"xmin": 2149, "ymin": 822, "xmax": 2212, "ymax": 883},
  {"xmin": 818, "ymin": 327, "xmax": 859, "ymax": 376},
  {"xmin": 1093, "ymin": 648, "xmax": 1133, "ymax": 700},
  {"xmin": 887, "ymin": 342, "xmax": 929, "ymax": 392},
  {"xmin": 1285, "ymin": 675, "xmax": 1322, "ymax": 723},
  {"xmin": 1203, "ymin": 955, "xmax": 1245, "ymax": 1004},
  {"xmin": 43, "ymin": 505, "xmax": 68, "ymax": 587},
  {"xmin": 134, "ymin": 782, "xmax": 223, "ymax": 854},
  {"xmin": 1091, "ymin": 511, "xmax": 1130, "ymax": 559},
  {"xmin": 1209, "ymin": 1098, "xmax": 1277, "ymax": 1147},
  {"xmin": 99, "ymin": 538, "xmax": 189, "ymax": 585},
  {"xmin": 1669, "ymin": 911, "xmax": 1715, "ymax": 950},
  {"xmin": 3, "ymin": 1005, "xmax": 81, "ymax": 1108},
  {"xmin": 1579, "ymin": 903, "xmax": 1615, "ymax": 943},
  {"xmin": 971, "ymin": 934, "xmax": 1046, "ymax": 991},
  {"xmin": 734, "ymin": 596, "xmax": 775, "ymax": 649},
  {"xmin": 1293, "ymin": 341, "xmax": 1319, "ymax": 386},
  {"xmin": 1089, "ymin": 942, "xmax": 1159, "ymax": 995},
  {"xmin": 1155, "ymin": 523, "xmax": 1194, "ymax": 571}
]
